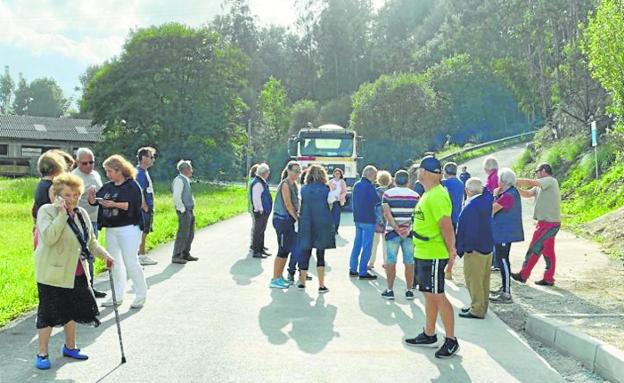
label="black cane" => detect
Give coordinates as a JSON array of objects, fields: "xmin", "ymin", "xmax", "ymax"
[{"xmin": 107, "ymin": 267, "xmax": 127, "ymax": 363}]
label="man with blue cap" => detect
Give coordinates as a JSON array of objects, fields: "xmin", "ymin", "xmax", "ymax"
[{"xmin": 404, "ymin": 156, "xmax": 459, "ymax": 359}]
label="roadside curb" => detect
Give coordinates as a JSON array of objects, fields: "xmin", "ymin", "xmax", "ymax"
[{"xmin": 526, "ymin": 313, "xmax": 624, "ymax": 383}]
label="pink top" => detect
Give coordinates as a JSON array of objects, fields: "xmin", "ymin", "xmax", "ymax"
[
  {"xmin": 68, "ymin": 211, "xmax": 86, "ymax": 276},
  {"xmin": 496, "ymin": 193, "xmax": 514, "ymax": 211},
  {"xmin": 486, "ymin": 170, "xmax": 499, "ymax": 193}
]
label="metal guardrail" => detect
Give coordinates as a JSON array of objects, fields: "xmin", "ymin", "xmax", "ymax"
[{"xmin": 438, "ymin": 130, "xmax": 540, "ymax": 162}]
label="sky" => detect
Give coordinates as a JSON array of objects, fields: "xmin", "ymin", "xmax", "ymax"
[{"xmin": 1, "ymin": 0, "xmax": 384, "ymax": 105}]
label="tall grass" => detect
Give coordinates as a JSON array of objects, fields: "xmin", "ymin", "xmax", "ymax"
[{"xmin": 0, "ymin": 178, "xmax": 247, "ymax": 327}]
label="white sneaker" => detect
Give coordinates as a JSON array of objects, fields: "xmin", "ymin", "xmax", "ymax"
[
  {"xmin": 130, "ymin": 297, "xmax": 146, "ymax": 309},
  {"xmin": 139, "ymin": 255, "xmax": 158, "ymax": 266},
  {"xmin": 101, "ymin": 299, "xmax": 122, "ymax": 307}
]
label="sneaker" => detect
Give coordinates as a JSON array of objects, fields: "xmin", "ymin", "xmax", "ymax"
[
  {"xmin": 461, "ymin": 307, "xmax": 471, "ymax": 313},
  {"xmin": 252, "ymin": 253, "xmax": 267, "ymax": 259},
  {"xmin": 349, "ymin": 271, "xmax": 358, "ymax": 277},
  {"xmin": 172, "ymin": 256, "xmax": 187, "ymax": 264},
  {"xmin": 101, "ymin": 299, "xmax": 122, "ymax": 307},
  {"xmin": 130, "ymin": 297, "xmax": 146, "ymax": 309},
  {"xmin": 270, "ymin": 278, "xmax": 290, "ymax": 289},
  {"xmin": 489, "ymin": 287, "xmax": 503, "ymax": 295},
  {"xmin": 319, "ymin": 286, "xmax": 329, "ymax": 294},
  {"xmin": 381, "ymin": 289, "xmax": 395, "ymax": 300},
  {"xmin": 62, "ymin": 344, "xmax": 88, "ymax": 360},
  {"xmin": 511, "ymin": 272, "xmax": 526, "ymax": 283},
  {"xmin": 287, "ymin": 273, "xmax": 295, "ymax": 284},
  {"xmin": 35, "ymin": 354, "xmax": 51, "ymax": 370},
  {"xmin": 262, "ymin": 250, "xmax": 272, "ymax": 257},
  {"xmin": 535, "ymin": 279, "xmax": 554, "ymax": 286},
  {"xmin": 297, "ymin": 283, "xmax": 305, "ymax": 289},
  {"xmin": 359, "ymin": 273, "xmax": 377, "ymax": 280},
  {"xmin": 490, "ymin": 292, "xmax": 513, "ymax": 303},
  {"xmin": 93, "ymin": 289, "xmax": 107, "ymax": 298},
  {"xmin": 405, "ymin": 331, "xmax": 438, "ymax": 347},
  {"xmin": 281, "ymin": 277, "xmax": 292, "ymax": 286},
  {"xmin": 435, "ymin": 337, "xmax": 460, "ymax": 359},
  {"xmin": 139, "ymin": 255, "xmax": 158, "ymax": 266},
  {"xmin": 182, "ymin": 255, "xmax": 199, "ymax": 262},
  {"xmin": 405, "ymin": 289, "xmax": 415, "ymax": 300},
  {"xmin": 490, "ymin": 267, "xmax": 500, "ymax": 272}
]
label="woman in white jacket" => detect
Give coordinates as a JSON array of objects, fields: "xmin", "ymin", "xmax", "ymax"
[{"xmin": 328, "ymin": 168, "xmax": 347, "ymax": 235}]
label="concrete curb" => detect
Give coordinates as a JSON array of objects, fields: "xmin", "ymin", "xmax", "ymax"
[{"xmin": 526, "ymin": 314, "xmax": 624, "ymax": 383}]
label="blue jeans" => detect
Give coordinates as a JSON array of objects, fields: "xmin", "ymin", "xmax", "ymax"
[
  {"xmin": 385, "ymin": 234, "xmax": 415, "ymax": 265},
  {"xmin": 350, "ymin": 222, "xmax": 375, "ymax": 276},
  {"xmin": 331, "ymin": 202, "xmax": 341, "ymax": 233}
]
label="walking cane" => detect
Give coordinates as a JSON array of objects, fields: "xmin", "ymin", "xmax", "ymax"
[{"xmin": 107, "ymin": 261, "xmax": 127, "ymax": 363}]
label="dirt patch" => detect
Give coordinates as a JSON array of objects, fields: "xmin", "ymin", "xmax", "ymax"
[
  {"xmin": 553, "ymin": 316, "xmax": 624, "ymax": 351},
  {"xmin": 581, "ymin": 206, "xmax": 624, "ymax": 262}
]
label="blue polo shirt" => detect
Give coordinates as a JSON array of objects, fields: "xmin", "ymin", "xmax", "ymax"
[
  {"xmin": 352, "ymin": 177, "xmax": 380, "ymax": 224},
  {"xmin": 442, "ymin": 177, "xmax": 465, "ymax": 225},
  {"xmin": 136, "ymin": 166, "xmax": 154, "ymax": 208}
]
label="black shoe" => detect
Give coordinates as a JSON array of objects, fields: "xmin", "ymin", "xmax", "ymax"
[
  {"xmin": 252, "ymin": 253, "xmax": 267, "ymax": 259},
  {"xmin": 93, "ymin": 290, "xmax": 107, "ymax": 298},
  {"xmin": 262, "ymin": 250, "xmax": 272, "ymax": 257},
  {"xmin": 511, "ymin": 272, "xmax": 526, "ymax": 283},
  {"xmin": 435, "ymin": 337, "xmax": 460, "ymax": 359},
  {"xmin": 535, "ymin": 279, "xmax": 554, "ymax": 286},
  {"xmin": 172, "ymin": 256, "xmax": 187, "ymax": 264},
  {"xmin": 319, "ymin": 286, "xmax": 329, "ymax": 294},
  {"xmin": 459, "ymin": 311, "xmax": 484, "ymax": 319},
  {"xmin": 297, "ymin": 283, "xmax": 305, "ymax": 289},
  {"xmin": 381, "ymin": 289, "xmax": 395, "ymax": 300},
  {"xmin": 349, "ymin": 271, "xmax": 358, "ymax": 277},
  {"xmin": 405, "ymin": 331, "xmax": 438, "ymax": 347},
  {"xmin": 263, "ymin": 246, "xmax": 269, "ymax": 251},
  {"xmin": 287, "ymin": 273, "xmax": 295, "ymax": 284},
  {"xmin": 305, "ymin": 275, "xmax": 313, "ymax": 281},
  {"xmin": 358, "ymin": 273, "xmax": 377, "ymax": 280},
  {"xmin": 183, "ymin": 255, "xmax": 198, "ymax": 261},
  {"xmin": 461, "ymin": 307, "xmax": 470, "ymax": 314}
]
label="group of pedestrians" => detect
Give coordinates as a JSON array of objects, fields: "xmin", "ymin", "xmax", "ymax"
[{"xmin": 31, "ymin": 147, "xmax": 198, "ymax": 370}]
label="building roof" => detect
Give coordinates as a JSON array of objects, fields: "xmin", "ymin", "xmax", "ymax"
[{"xmin": 0, "ymin": 115, "xmax": 103, "ymax": 143}]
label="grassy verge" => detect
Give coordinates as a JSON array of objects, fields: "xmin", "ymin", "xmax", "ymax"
[
  {"xmin": 0, "ymin": 178, "xmax": 247, "ymax": 328},
  {"xmin": 437, "ymin": 135, "xmax": 534, "ymax": 164}
]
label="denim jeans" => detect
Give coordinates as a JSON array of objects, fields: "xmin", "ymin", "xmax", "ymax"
[{"xmin": 349, "ymin": 222, "xmax": 376, "ymax": 276}]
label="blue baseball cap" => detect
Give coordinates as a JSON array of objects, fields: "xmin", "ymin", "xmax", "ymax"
[{"xmin": 419, "ymin": 156, "xmax": 442, "ymax": 174}]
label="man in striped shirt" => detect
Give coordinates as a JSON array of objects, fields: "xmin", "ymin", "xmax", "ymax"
[{"xmin": 380, "ymin": 170, "xmax": 420, "ymax": 300}]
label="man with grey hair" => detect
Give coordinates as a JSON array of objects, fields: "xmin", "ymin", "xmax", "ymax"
[
  {"xmin": 455, "ymin": 177, "xmax": 494, "ymax": 319},
  {"xmin": 250, "ymin": 163, "xmax": 272, "ymax": 258},
  {"xmin": 349, "ymin": 165, "xmax": 380, "ymax": 279},
  {"xmin": 71, "ymin": 147, "xmax": 106, "ymax": 298},
  {"xmin": 171, "ymin": 160, "xmax": 198, "ymax": 264}
]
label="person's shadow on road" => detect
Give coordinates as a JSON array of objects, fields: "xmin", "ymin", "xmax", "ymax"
[
  {"xmin": 230, "ymin": 254, "xmax": 264, "ymax": 286},
  {"xmin": 258, "ymin": 289, "xmax": 339, "ymax": 354}
]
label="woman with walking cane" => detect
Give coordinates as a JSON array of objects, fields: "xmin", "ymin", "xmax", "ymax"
[{"xmin": 34, "ymin": 173, "xmax": 114, "ymax": 370}]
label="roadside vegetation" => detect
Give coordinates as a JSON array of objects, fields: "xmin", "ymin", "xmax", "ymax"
[{"xmin": 0, "ymin": 177, "xmax": 247, "ymax": 327}]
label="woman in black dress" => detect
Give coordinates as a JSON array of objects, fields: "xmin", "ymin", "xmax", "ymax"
[{"xmin": 34, "ymin": 173, "xmax": 114, "ymax": 370}]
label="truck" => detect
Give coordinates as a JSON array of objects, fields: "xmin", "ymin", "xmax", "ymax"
[{"xmin": 288, "ymin": 124, "xmax": 363, "ymax": 206}]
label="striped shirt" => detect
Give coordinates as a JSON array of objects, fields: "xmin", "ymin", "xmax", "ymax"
[{"xmin": 382, "ymin": 187, "xmax": 420, "ymax": 233}]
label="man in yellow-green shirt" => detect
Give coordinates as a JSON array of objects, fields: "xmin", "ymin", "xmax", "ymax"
[{"xmin": 405, "ymin": 156, "xmax": 459, "ymax": 359}]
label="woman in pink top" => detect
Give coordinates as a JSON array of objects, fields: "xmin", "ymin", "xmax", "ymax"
[
  {"xmin": 328, "ymin": 168, "xmax": 347, "ymax": 235},
  {"xmin": 483, "ymin": 156, "xmax": 500, "ymax": 193}
]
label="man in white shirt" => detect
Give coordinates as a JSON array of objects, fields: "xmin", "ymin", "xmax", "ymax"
[{"xmin": 171, "ymin": 160, "xmax": 198, "ymax": 264}]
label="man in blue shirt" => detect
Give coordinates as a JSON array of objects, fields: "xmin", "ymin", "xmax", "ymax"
[
  {"xmin": 136, "ymin": 146, "xmax": 158, "ymax": 266},
  {"xmin": 441, "ymin": 162, "xmax": 465, "ymax": 230},
  {"xmin": 349, "ymin": 165, "xmax": 380, "ymax": 279}
]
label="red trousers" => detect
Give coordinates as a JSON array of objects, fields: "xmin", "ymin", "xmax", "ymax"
[{"xmin": 520, "ymin": 221, "xmax": 560, "ymax": 283}]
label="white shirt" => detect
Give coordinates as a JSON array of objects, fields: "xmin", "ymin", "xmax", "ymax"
[
  {"xmin": 328, "ymin": 178, "xmax": 344, "ymax": 204},
  {"xmin": 172, "ymin": 174, "xmax": 190, "ymax": 213}
]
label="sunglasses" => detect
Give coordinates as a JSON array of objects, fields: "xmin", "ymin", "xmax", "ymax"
[{"xmin": 81, "ymin": 161, "xmax": 95, "ymax": 165}]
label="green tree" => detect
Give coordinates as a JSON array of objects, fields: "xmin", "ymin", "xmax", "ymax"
[
  {"xmin": 82, "ymin": 23, "xmax": 248, "ymax": 180},
  {"xmin": 290, "ymin": 99, "xmax": 318, "ymax": 135},
  {"xmin": 0, "ymin": 66, "xmax": 14, "ymax": 115},
  {"xmin": 12, "ymin": 77, "xmax": 67, "ymax": 117},
  {"xmin": 317, "ymin": 95, "xmax": 351, "ymax": 127}
]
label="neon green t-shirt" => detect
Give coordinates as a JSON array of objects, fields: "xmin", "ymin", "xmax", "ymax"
[{"xmin": 412, "ymin": 184, "xmax": 452, "ymax": 260}]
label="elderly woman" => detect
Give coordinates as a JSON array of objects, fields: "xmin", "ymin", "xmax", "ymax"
[
  {"xmin": 368, "ymin": 170, "xmax": 392, "ymax": 269},
  {"xmin": 297, "ymin": 164, "xmax": 336, "ymax": 293},
  {"xmin": 483, "ymin": 155, "xmax": 500, "ymax": 271},
  {"xmin": 490, "ymin": 168, "xmax": 524, "ymax": 304},
  {"xmin": 328, "ymin": 168, "xmax": 347, "ymax": 235},
  {"xmin": 89, "ymin": 155, "xmax": 147, "ymax": 309},
  {"xmin": 34, "ymin": 173, "xmax": 114, "ymax": 370}
]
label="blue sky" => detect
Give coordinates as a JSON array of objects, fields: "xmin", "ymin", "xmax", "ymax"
[{"xmin": 0, "ymin": 0, "xmax": 305, "ymax": 104}]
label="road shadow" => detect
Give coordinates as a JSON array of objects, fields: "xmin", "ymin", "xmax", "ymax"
[
  {"xmin": 258, "ymin": 289, "xmax": 339, "ymax": 354},
  {"xmin": 230, "ymin": 253, "xmax": 265, "ymax": 286}
]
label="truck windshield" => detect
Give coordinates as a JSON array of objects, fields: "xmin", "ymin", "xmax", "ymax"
[{"xmin": 300, "ymin": 138, "xmax": 354, "ymax": 157}]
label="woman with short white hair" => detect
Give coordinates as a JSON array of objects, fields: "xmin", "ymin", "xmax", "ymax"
[{"xmin": 490, "ymin": 168, "xmax": 524, "ymax": 304}]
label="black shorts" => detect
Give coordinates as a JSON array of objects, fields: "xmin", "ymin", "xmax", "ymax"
[
  {"xmin": 140, "ymin": 209, "xmax": 154, "ymax": 233},
  {"xmin": 416, "ymin": 258, "xmax": 448, "ymax": 294},
  {"xmin": 272, "ymin": 216, "xmax": 296, "ymax": 257}
]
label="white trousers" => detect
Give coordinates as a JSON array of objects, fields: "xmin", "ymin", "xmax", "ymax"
[{"xmin": 106, "ymin": 225, "xmax": 147, "ymax": 300}]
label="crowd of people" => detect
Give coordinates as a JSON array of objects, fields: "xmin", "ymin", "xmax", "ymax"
[
  {"xmin": 248, "ymin": 153, "xmax": 561, "ymax": 359},
  {"xmin": 30, "ymin": 145, "xmax": 561, "ymax": 367},
  {"xmin": 31, "ymin": 147, "xmax": 197, "ymax": 370}
]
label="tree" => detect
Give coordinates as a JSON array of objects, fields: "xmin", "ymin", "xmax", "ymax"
[
  {"xmin": 317, "ymin": 95, "xmax": 351, "ymax": 127},
  {"xmin": 0, "ymin": 66, "xmax": 14, "ymax": 115},
  {"xmin": 12, "ymin": 77, "xmax": 67, "ymax": 117},
  {"xmin": 82, "ymin": 23, "xmax": 248, "ymax": 180},
  {"xmin": 290, "ymin": 99, "xmax": 318, "ymax": 135}
]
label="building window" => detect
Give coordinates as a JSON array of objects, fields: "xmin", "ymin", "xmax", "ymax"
[{"xmin": 0, "ymin": 144, "xmax": 8, "ymax": 156}]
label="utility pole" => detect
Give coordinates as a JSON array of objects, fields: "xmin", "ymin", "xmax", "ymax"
[{"xmin": 246, "ymin": 118, "xmax": 252, "ymax": 176}]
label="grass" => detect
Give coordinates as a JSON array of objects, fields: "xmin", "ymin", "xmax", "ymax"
[
  {"xmin": 0, "ymin": 178, "xmax": 247, "ymax": 328},
  {"xmin": 515, "ymin": 134, "xmax": 624, "ymax": 226}
]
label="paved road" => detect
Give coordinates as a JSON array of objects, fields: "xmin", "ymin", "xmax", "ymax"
[{"xmin": 0, "ymin": 147, "xmax": 565, "ymax": 383}]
